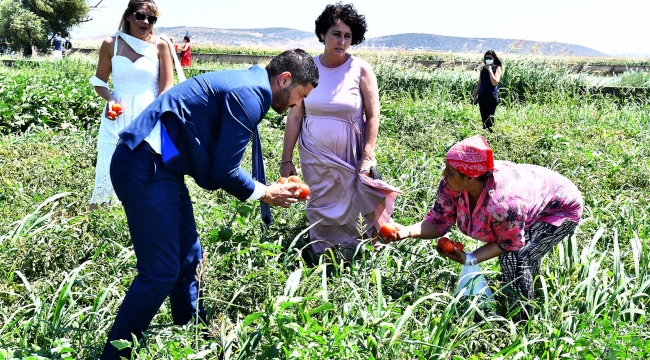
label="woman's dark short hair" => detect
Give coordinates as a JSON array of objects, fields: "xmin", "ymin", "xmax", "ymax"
[
  {"xmin": 315, "ymin": 2, "xmax": 367, "ymax": 46},
  {"xmin": 484, "ymin": 50, "xmax": 502, "ymax": 67},
  {"xmin": 183, "ymin": 36, "xmax": 190, "ymax": 42},
  {"xmin": 266, "ymin": 49, "xmax": 319, "ymax": 88}
]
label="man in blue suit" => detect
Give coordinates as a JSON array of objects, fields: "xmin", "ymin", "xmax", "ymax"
[{"xmin": 102, "ymin": 49, "xmax": 318, "ymax": 359}]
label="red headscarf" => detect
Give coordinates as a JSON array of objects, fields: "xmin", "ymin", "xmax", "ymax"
[{"xmin": 446, "ymin": 135, "xmax": 494, "ymax": 178}]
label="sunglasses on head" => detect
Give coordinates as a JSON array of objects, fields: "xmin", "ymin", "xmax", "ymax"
[{"xmin": 133, "ymin": 11, "xmax": 157, "ymax": 25}]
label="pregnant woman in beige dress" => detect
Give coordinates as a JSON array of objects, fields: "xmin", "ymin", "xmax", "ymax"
[{"xmin": 281, "ymin": 3, "xmax": 400, "ymax": 260}]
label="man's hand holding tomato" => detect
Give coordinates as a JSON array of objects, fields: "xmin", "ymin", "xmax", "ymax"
[
  {"xmin": 260, "ymin": 182, "xmax": 307, "ymax": 208},
  {"xmin": 263, "ymin": 175, "xmax": 310, "ymax": 208}
]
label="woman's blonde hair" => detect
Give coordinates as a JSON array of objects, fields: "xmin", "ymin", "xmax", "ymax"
[{"xmin": 118, "ymin": 0, "xmax": 160, "ymax": 36}]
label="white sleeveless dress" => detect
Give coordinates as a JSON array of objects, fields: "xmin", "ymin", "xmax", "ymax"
[{"xmin": 90, "ymin": 32, "xmax": 160, "ymax": 204}]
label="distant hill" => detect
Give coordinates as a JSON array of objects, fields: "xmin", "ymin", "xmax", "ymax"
[
  {"xmin": 361, "ymin": 33, "xmax": 608, "ymax": 57},
  {"xmin": 157, "ymin": 27, "xmax": 321, "ymax": 48},
  {"xmin": 85, "ymin": 27, "xmax": 608, "ymax": 57}
]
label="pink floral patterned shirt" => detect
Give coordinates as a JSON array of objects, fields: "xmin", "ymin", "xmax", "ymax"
[{"xmin": 426, "ymin": 161, "xmax": 583, "ymax": 252}]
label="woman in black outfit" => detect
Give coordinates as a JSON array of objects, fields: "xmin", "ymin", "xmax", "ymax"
[{"xmin": 473, "ymin": 50, "xmax": 502, "ymax": 131}]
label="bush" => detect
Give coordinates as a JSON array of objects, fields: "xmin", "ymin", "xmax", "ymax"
[{"xmin": 0, "ymin": 58, "xmax": 102, "ymax": 134}]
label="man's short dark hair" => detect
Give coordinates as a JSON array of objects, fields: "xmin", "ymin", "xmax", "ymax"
[
  {"xmin": 266, "ymin": 49, "xmax": 319, "ymax": 88},
  {"xmin": 315, "ymin": 2, "xmax": 368, "ymax": 46}
]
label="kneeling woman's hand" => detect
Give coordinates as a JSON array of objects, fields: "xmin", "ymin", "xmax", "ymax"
[
  {"xmin": 435, "ymin": 245, "xmax": 466, "ymax": 265},
  {"xmin": 391, "ymin": 223, "xmax": 412, "ymax": 241}
]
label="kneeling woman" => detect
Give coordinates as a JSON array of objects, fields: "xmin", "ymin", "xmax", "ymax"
[{"xmin": 390, "ymin": 135, "xmax": 583, "ymax": 319}]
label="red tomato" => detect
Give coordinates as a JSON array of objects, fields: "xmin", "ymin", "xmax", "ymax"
[
  {"xmin": 276, "ymin": 177, "xmax": 288, "ymax": 184},
  {"xmin": 379, "ymin": 223, "xmax": 397, "ymax": 238},
  {"xmin": 443, "ymin": 241, "xmax": 456, "ymax": 253},
  {"xmin": 112, "ymin": 103, "xmax": 123, "ymax": 112},
  {"xmin": 437, "ymin": 237, "xmax": 450, "ymax": 249},
  {"xmin": 455, "ymin": 242, "xmax": 464, "ymax": 252},
  {"xmin": 297, "ymin": 184, "xmax": 310, "ymax": 199},
  {"xmin": 107, "ymin": 110, "xmax": 118, "ymax": 119},
  {"xmin": 288, "ymin": 175, "xmax": 302, "ymax": 184}
]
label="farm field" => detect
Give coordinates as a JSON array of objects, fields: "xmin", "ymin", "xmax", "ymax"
[
  {"xmin": 0, "ymin": 54, "xmax": 649, "ymax": 359},
  {"xmin": 54, "ymin": 41, "xmax": 650, "ymax": 65}
]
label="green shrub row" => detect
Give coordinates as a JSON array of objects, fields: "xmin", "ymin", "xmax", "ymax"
[
  {"xmin": 0, "ymin": 59, "xmax": 102, "ymax": 134},
  {"xmin": 1, "ymin": 56, "xmax": 647, "ymax": 136}
]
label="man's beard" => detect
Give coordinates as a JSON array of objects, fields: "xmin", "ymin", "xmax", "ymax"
[{"xmin": 271, "ymin": 86, "xmax": 292, "ymax": 114}]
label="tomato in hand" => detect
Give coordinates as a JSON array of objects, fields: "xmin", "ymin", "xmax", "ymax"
[
  {"xmin": 112, "ymin": 103, "xmax": 123, "ymax": 112},
  {"xmin": 107, "ymin": 110, "xmax": 118, "ymax": 119},
  {"xmin": 437, "ymin": 237, "xmax": 450, "ymax": 249},
  {"xmin": 276, "ymin": 177, "xmax": 288, "ymax": 184},
  {"xmin": 455, "ymin": 242, "xmax": 464, "ymax": 252},
  {"xmin": 443, "ymin": 241, "xmax": 456, "ymax": 253},
  {"xmin": 379, "ymin": 223, "xmax": 397, "ymax": 238},
  {"xmin": 297, "ymin": 183, "xmax": 310, "ymax": 199},
  {"xmin": 288, "ymin": 175, "xmax": 302, "ymax": 184}
]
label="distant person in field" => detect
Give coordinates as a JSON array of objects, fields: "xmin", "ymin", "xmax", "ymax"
[
  {"xmin": 89, "ymin": 0, "xmax": 182, "ymax": 210},
  {"xmin": 179, "ymin": 35, "xmax": 192, "ymax": 68},
  {"xmin": 63, "ymin": 35, "xmax": 73, "ymax": 56},
  {"xmin": 386, "ymin": 135, "xmax": 583, "ymax": 321},
  {"xmin": 101, "ymin": 49, "xmax": 318, "ymax": 359},
  {"xmin": 51, "ymin": 32, "xmax": 65, "ymax": 60},
  {"xmin": 280, "ymin": 2, "xmax": 401, "ymax": 261},
  {"xmin": 473, "ymin": 50, "xmax": 502, "ymax": 131}
]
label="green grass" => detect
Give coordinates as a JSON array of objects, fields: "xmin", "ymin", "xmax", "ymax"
[
  {"xmin": 0, "ymin": 56, "xmax": 649, "ymax": 359},
  {"xmin": 610, "ymin": 70, "xmax": 650, "ymax": 87}
]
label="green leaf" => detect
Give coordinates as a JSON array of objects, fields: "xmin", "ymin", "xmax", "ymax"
[
  {"xmin": 243, "ymin": 312, "xmax": 264, "ymax": 327},
  {"xmin": 238, "ymin": 205, "xmax": 253, "ymax": 217},
  {"xmin": 110, "ymin": 339, "xmax": 131, "ymax": 351},
  {"xmin": 307, "ymin": 302, "xmax": 335, "ymax": 316},
  {"xmin": 218, "ymin": 228, "xmax": 234, "ymax": 241}
]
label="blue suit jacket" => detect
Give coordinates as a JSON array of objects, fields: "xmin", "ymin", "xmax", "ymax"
[{"xmin": 119, "ymin": 65, "xmax": 272, "ymax": 202}]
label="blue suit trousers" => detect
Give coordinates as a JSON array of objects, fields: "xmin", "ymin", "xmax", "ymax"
[{"xmin": 102, "ymin": 143, "xmax": 206, "ymax": 359}]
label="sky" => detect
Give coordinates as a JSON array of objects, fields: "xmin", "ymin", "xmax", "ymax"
[{"xmin": 72, "ymin": 0, "xmax": 650, "ymax": 56}]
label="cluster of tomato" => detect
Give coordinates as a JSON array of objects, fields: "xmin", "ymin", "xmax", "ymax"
[
  {"xmin": 276, "ymin": 175, "xmax": 310, "ymax": 199},
  {"xmin": 437, "ymin": 237, "xmax": 464, "ymax": 253},
  {"xmin": 107, "ymin": 103, "xmax": 122, "ymax": 120}
]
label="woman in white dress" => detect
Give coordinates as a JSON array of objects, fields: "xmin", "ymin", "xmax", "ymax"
[{"xmin": 89, "ymin": 0, "xmax": 181, "ymax": 209}]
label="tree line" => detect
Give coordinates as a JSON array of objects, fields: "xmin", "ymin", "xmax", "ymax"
[{"xmin": 0, "ymin": 0, "xmax": 100, "ymax": 56}]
